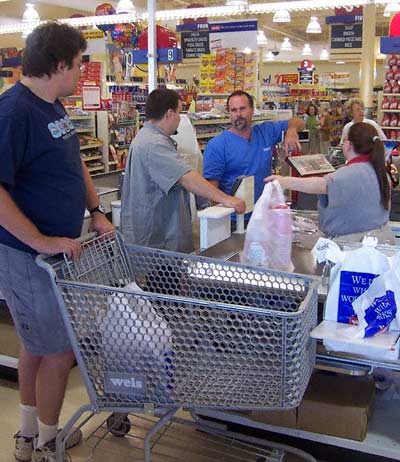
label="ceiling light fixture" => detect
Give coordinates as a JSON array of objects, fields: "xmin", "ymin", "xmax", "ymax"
[
  {"xmin": 320, "ymin": 48, "xmax": 329, "ymax": 60},
  {"xmin": 302, "ymin": 43, "xmax": 312, "ymax": 56},
  {"xmin": 273, "ymin": 9, "xmax": 291, "ymax": 23},
  {"xmin": 116, "ymin": 0, "xmax": 136, "ymax": 14},
  {"xmin": 384, "ymin": 1, "xmax": 400, "ymax": 17},
  {"xmin": 336, "ymin": 60, "xmax": 345, "ymax": 64},
  {"xmin": 22, "ymin": 2, "xmax": 40, "ymax": 39},
  {"xmin": 257, "ymin": 30, "xmax": 268, "ymax": 47},
  {"xmin": 306, "ymin": 16, "xmax": 322, "ymax": 33},
  {"xmin": 265, "ymin": 50, "xmax": 275, "ymax": 61},
  {"xmin": 280, "ymin": 37, "xmax": 292, "ymax": 51}
]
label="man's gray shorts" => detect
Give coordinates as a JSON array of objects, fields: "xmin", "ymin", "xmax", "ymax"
[{"xmin": 0, "ymin": 243, "xmax": 71, "ymax": 356}]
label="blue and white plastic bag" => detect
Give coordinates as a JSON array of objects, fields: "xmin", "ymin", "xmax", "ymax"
[
  {"xmin": 352, "ymin": 254, "xmax": 400, "ymax": 338},
  {"xmin": 313, "ymin": 237, "xmax": 391, "ymax": 324}
]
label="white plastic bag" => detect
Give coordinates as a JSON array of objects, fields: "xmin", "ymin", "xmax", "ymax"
[
  {"xmin": 352, "ymin": 254, "xmax": 400, "ymax": 338},
  {"xmin": 242, "ymin": 181, "xmax": 293, "ymax": 271},
  {"xmin": 313, "ymin": 236, "xmax": 391, "ymax": 324},
  {"xmin": 98, "ymin": 282, "xmax": 174, "ymax": 400}
]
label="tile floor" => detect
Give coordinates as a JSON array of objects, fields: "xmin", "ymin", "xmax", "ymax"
[{"xmin": 0, "ymin": 366, "xmax": 312, "ymax": 462}]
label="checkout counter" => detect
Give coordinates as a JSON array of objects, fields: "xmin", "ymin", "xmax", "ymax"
[{"xmin": 195, "ymin": 209, "xmax": 400, "ymax": 460}]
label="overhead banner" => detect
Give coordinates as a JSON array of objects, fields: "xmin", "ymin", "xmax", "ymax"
[
  {"xmin": 209, "ymin": 20, "xmax": 257, "ymax": 52},
  {"xmin": 331, "ymin": 24, "xmax": 363, "ymax": 49},
  {"xmin": 320, "ymin": 72, "xmax": 350, "ymax": 86},
  {"xmin": 181, "ymin": 31, "xmax": 210, "ymax": 58}
]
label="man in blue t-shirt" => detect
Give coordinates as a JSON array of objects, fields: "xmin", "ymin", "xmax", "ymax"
[
  {"xmin": 0, "ymin": 22, "xmax": 114, "ymax": 462},
  {"xmin": 203, "ymin": 90, "xmax": 305, "ymax": 204}
]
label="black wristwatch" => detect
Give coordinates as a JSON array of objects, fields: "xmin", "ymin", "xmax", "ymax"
[{"xmin": 89, "ymin": 204, "xmax": 106, "ymax": 215}]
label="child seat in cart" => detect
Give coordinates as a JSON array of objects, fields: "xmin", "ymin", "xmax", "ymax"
[{"xmin": 36, "ymin": 232, "xmax": 318, "ymax": 462}]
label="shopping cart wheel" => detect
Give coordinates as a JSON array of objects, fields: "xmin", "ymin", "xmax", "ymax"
[{"xmin": 106, "ymin": 413, "xmax": 132, "ymax": 437}]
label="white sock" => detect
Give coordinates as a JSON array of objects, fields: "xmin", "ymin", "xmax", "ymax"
[
  {"xmin": 19, "ymin": 404, "xmax": 38, "ymax": 438},
  {"xmin": 37, "ymin": 419, "xmax": 58, "ymax": 448}
]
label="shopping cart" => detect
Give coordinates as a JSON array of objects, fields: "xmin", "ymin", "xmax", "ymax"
[{"xmin": 36, "ymin": 232, "xmax": 318, "ymax": 462}]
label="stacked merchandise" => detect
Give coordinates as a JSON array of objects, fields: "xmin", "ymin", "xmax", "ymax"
[
  {"xmin": 75, "ymin": 61, "xmax": 102, "ymax": 96},
  {"xmin": 198, "ymin": 48, "xmax": 256, "ymax": 95},
  {"xmin": 108, "ymin": 86, "xmax": 139, "ymax": 171},
  {"xmin": 381, "ymin": 54, "xmax": 400, "ymax": 140},
  {"xmin": 199, "ymin": 54, "xmax": 217, "ymax": 94}
]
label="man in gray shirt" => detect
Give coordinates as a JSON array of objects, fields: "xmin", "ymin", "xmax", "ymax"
[{"xmin": 121, "ymin": 88, "xmax": 245, "ymax": 252}]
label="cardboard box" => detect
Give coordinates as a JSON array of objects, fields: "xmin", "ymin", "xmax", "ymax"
[
  {"xmin": 244, "ymin": 372, "xmax": 375, "ymax": 442},
  {"xmin": 297, "ymin": 372, "xmax": 375, "ymax": 441},
  {"xmin": 249, "ymin": 408, "xmax": 297, "ymax": 428}
]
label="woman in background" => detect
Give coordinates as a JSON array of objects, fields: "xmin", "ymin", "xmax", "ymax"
[
  {"xmin": 266, "ymin": 122, "xmax": 394, "ymax": 244},
  {"xmin": 319, "ymin": 104, "xmax": 332, "ymax": 156},
  {"xmin": 305, "ymin": 103, "xmax": 320, "ymax": 154}
]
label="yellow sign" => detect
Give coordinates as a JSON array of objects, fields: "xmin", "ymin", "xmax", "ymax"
[{"xmin": 83, "ymin": 29, "xmax": 104, "ymax": 40}]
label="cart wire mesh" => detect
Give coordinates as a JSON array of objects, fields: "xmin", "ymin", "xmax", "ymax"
[{"xmin": 38, "ymin": 232, "xmax": 318, "ymax": 413}]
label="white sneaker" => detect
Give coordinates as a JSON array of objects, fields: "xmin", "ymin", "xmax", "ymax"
[
  {"xmin": 14, "ymin": 432, "xmax": 35, "ymax": 462},
  {"xmin": 31, "ymin": 438, "xmax": 70, "ymax": 462},
  {"xmin": 14, "ymin": 427, "xmax": 82, "ymax": 462}
]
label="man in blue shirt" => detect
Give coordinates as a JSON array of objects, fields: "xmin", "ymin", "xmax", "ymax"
[
  {"xmin": 203, "ymin": 90, "xmax": 304, "ymax": 204},
  {"xmin": 0, "ymin": 22, "xmax": 114, "ymax": 462}
]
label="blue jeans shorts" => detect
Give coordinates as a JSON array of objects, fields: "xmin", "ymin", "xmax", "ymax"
[{"xmin": 0, "ymin": 243, "xmax": 71, "ymax": 356}]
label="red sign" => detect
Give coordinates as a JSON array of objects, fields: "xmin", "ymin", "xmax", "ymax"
[
  {"xmin": 299, "ymin": 59, "xmax": 314, "ymax": 71},
  {"xmin": 275, "ymin": 73, "xmax": 299, "ymax": 85},
  {"xmin": 335, "ymin": 6, "xmax": 363, "ymax": 15}
]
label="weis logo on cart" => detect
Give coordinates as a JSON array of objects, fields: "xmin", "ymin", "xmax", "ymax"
[{"xmin": 104, "ymin": 372, "xmax": 146, "ymax": 395}]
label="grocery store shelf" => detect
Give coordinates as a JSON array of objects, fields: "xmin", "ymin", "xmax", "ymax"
[
  {"xmin": 81, "ymin": 155, "xmax": 102, "ymax": 162},
  {"xmin": 87, "ymin": 165, "xmax": 105, "ymax": 173},
  {"xmin": 196, "ymin": 400, "xmax": 400, "ymax": 461},
  {"xmin": 80, "ymin": 143, "xmax": 102, "ymax": 151},
  {"xmin": 383, "ymin": 94, "xmax": 400, "ymax": 96},
  {"xmin": 381, "ymin": 126, "xmax": 400, "ymax": 130},
  {"xmin": 196, "ymin": 132, "xmax": 221, "ymax": 139},
  {"xmin": 68, "ymin": 115, "xmax": 92, "ymax": 120},
  {"xmin": 382, "ymin": 110, "xmax": 400, "ymax": 113},
  {"xmin": 0, "ymin": 353, "xmax": 18, "ymax": 369},
  {"xmin": 75, "ymin": 127, "xmax": 94, "ymax": 133}
]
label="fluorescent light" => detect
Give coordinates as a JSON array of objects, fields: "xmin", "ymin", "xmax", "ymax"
[
  {"xmin": 116, "ymin": 0, "xmax": 136, "ymax": 15},
  {"xmin": 336, "ymin": 60, "xmax": 345, "ymax": 64},
  {"xmin": 243, "ymin": 47, "xmax": 252, "ymax": 54},
  {"xmin": 273, "ymin": 9, "xmax": 291, "ymax": 23},
  {"xmin": 302, "ymin": 43, "xmax": 312, "ymax": 56},
  {"xmin": 306, "ymin": 16, "xmax": 321, "ymax": 34},
  {"xmin": 384, "ymin": 1, "xmax": 400, "ymax": 17},
  {"xmin": 320, "ymin": 48, "xmax": 329, "ymax": 60},
  {"xmin": 257, "ymin": 30, "xmax": 268, "ymax": 47},
  {"xmin": 280, "ymin": 37, "xmax": 292, "ymax": 51}
]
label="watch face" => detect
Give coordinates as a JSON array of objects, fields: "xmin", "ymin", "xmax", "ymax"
[{"xmin": 98, "ymin": 204, "xmax": 106, "ymax": 213}]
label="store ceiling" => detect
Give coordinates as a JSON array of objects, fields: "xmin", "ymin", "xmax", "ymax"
[{"xmin": 1, "ymin": 1, "xmax": 392, "ymax": 62}]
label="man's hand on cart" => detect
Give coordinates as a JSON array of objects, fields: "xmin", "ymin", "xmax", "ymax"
[
  {"xmin": 284, "ymin": 127, "xmax": 301, "ymax": 154},
  {"xmin": 89, "ymin": 213, "xmax": 115, "ymax": 236},
  {"xmin": 34, "ymin": 236, "xmax": 83, "ymax": 261}
]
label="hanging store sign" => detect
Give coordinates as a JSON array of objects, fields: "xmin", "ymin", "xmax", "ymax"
[
  {"xmin": 181, "ymin": 30, "xmax": 210, "ymax": 58},
  {"xmin": 325, "ymin": 15, "xmax": 363, "ymax": 24},
  {"xmin": 331, "ymin": 24, "xmax": 363, "ymax": 49},
  {"xmin": 274, "ymin": 73, "xmax": 299, "ymax": 85},
  {"xmin": 320, "ymin": 72, "xmax": 350, "ymax": 87},
  {"xmin": 209, "ymin": 20, "xmax": 257, "ymax": 51},
  {"xmin": 299, "ymin": 69, "xmax": 314, "ymax": 85}
]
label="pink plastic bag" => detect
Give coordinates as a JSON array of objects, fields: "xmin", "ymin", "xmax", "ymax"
[{"xmin": 242, "ymin": 181, "xmax": 293, "ymax": 271}]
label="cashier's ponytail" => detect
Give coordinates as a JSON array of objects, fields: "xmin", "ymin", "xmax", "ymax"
[{"xmin": 348, "ymin": 122, "xmax": 390, "ymax": 210}]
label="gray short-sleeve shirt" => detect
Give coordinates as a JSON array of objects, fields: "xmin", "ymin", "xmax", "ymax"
[
  {"xmin": 121, "ymin": 122, "xmax": 192, "ymax": 252},
  {"xmin": 318, "ymin": 162, "xmax": 390, "ymax": 237}
]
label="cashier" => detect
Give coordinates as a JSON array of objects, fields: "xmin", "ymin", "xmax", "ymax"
[
  {"xmin": 120, "ymin": 88, "xmax": 245, "ymax": 253},
  {"xmin": 266, "ymin": 122, "xmax": 395, "ymax": 244},
  {"xmin": 203, "ymin": 90, "xmax": 305, "ymax": 205}
]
